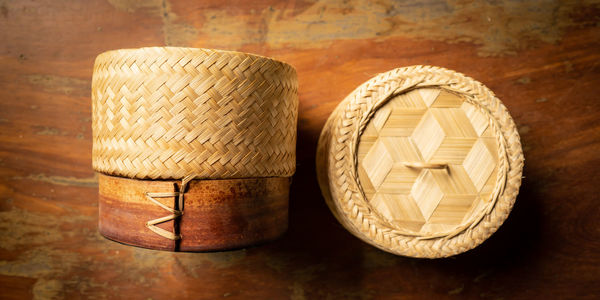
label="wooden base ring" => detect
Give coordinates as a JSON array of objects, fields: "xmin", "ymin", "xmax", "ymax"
[{"xmin": 98, "ymin": 173, "xmax": 290, "ymax": 252}]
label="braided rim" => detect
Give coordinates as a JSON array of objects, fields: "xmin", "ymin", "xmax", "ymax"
[{"xmin": 316, "ymin": 66, "xmax": 524, "ymax": 258}]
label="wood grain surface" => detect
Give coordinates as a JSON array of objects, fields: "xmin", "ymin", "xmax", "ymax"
[
  {"xmin": 1, "ymin": 0, "xmax": 599, "ymax": 299},
  {"xmin": 99, "ymin": 174, "xmax": 290, "ymax": 252}
]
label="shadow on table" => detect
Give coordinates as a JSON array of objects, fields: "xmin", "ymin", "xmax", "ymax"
[{"xmin": 253, "ymin": 126, "xmax": 544, "ymax": 298}]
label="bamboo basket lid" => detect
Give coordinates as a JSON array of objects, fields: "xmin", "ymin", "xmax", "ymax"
[
  {"xmin": 92, "ymin": 47, "xmax": 298, "ymax": 180},
  {"xmin": 317, "ymin": 66, "xmax": 524, "ymax": 258}
]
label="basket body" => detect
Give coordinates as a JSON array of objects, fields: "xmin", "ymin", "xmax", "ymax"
[
  {"xmin": 92, "ymin": 47, "xmax": 298, "ymax": 251},
  {"xmin": 316, "ymin": 66, "xmax": 524, "ymax": 258}
]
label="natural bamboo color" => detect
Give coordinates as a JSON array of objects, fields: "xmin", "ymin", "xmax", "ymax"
[
  {"xmin": 91, "ymin": 47, "xmax": 297, "ymax": 250},
  {"xmin": 92, "ymin": 47, "xmax": 298, "ymax": 180},
  {"xmin": 317, "ymin": 66, "xmax": 524, "ymax": 258}
]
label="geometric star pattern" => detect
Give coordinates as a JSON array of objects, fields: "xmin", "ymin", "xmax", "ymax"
[{"xmin": 358, "ymin": 88, "xmax": 499, "ymax": 235}]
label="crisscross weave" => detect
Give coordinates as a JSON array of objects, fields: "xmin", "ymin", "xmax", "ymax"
[
  {"xmin": 91, "ymin": 47, "xmax": 298, "ymax": 179},
  {"xmin": 316, "ymin": 66, "xmax": 524, "ymax": 258}
]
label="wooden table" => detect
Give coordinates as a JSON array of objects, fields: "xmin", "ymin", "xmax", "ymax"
[{"xmin": 1, "ymin": 0, "xmax": 599, "ymax": 299}]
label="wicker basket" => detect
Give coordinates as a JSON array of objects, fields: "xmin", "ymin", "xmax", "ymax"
[
  {"xmin": 316, "ymin": 66, "xmax": 524, "ymax": 258},
  {"xmin": 92, "ymin": 47, "xmax": 298, "ymax": 251}
]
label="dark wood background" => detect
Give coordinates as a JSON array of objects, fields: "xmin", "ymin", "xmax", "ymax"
[{"xmin": 1, "ymin": 0, "xmax": 599, "ymax": 299}]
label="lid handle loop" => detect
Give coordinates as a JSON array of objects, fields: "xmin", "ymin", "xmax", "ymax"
[{"xmin": 403, "ymin": 162, "xmax": 448, "ymax": 170}]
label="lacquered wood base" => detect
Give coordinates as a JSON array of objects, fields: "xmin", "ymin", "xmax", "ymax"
[{"xmin": 98, "ymin": 174, "xmax": 290, "ymax": 252}]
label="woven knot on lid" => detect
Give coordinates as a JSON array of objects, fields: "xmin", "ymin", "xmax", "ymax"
[{"xmin": 317, "ymin": 65, "xmax": 524, "ymax": 258}]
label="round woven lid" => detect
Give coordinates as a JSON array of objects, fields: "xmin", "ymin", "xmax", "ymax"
[
  {"xmin": 92, "ymin": 47, "xmax": 298, "ymax": 180},
  {"xmin": 317, "ymin": 66, "xmax": 524, "ymax": 258}
]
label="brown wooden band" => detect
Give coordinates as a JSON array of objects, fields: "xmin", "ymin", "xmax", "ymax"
[{"xmin": 98, "ymin": 173, "xmax": 290, "ymax": 251}]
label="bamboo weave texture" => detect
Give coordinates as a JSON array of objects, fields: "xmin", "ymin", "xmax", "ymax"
[
  {"xmin": 92, "ymin": 47, "xmax": 298, "ymax": 180},
  {"xmin": 316, "ymin": 66, "xmax": 524, "ymax": 258}
]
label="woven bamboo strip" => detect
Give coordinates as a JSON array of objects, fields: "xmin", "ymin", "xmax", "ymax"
[
  {"xmin": 316, "ymin": 66, "xmax": 524, "ymax": 258},
  {"xmin": 92, "ymin": 47, "xmax": 298, "ymax": 180}
]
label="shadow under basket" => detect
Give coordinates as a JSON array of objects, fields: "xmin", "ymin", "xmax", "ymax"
[{"xmin": 98, "ymin": 173, "xmax": 290, "ymax": 252}]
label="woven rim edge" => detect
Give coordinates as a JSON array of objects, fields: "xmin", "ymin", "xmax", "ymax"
[{"xmin": 317, "ymin": 65, "xmax": 524, "ymax": 258}]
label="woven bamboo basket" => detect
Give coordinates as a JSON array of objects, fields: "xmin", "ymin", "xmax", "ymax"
[
  {"xmin": 92, "ymin": 47, "xmax": 298, "ymax": 251},
  {"xmin": 316, "ymin": 66, "xmax": 524, "ymax": 258}
]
